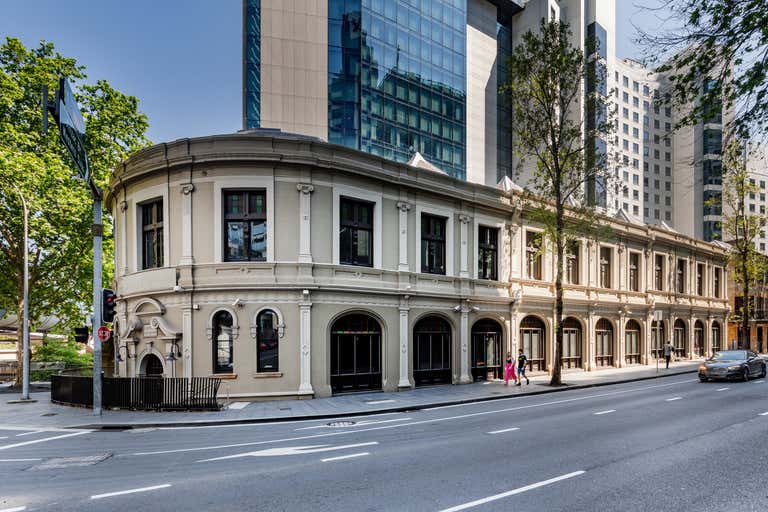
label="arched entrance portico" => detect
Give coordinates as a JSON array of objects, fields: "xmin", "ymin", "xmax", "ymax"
[
  {"xmin": 712, "ymin": 321, "xmax": 722, "ymax": 353},
  {"xmin": 330, "ymin": 313, "xmax": 382, "ymax": 393},
  {"xmin": 694, "ymin": 320, "xmax": 705, "ymax": 357},
  {"xmin": 595, "ymin": 318, "xmax": 614, "ymax": 367},
  {"xmin": 519, "ymin": 316, "xmax": 546, "ymax": 371},
  {"xmin": 139, "ymin": 353, "xmax": 164, "ymax": 377},
  {"xmin": 562, "ymin": 317, "xmax": 582, "ymax": 368},
  {"xmin": 674, "ymin": 319, "xmax": 687, "ymax": 358},
  {"xmin": 651, "ymin": 320, "xmax": 665, "ymax": 358},
  {"xmin": 413, "ymin": 316, "xmax": 452, "ymax": 386},
  {"xmin": 471, "ymin": 319, "xmax": 503, "ymax": 381}
]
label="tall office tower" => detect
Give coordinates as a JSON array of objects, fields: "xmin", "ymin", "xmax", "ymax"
[{"xmin": 243, "ymin": 0, "xmax": 573, "ymax": 184}]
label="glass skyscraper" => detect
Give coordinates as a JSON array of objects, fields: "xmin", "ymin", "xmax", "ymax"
[
  {"xmin": 243, "ymin": 0, "xmax": 261, "ymax": 129},
  {"xmin": 328, "ymin": 0, "xmax": 467, "ymax": 179}
]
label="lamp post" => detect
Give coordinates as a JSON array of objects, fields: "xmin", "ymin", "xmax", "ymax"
[{"xmin": 12, "ymin": 184, "xmax": 31, "ymax": 401}]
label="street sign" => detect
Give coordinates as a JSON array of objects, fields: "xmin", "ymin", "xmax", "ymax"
[
  {"xmin": 96, "ymin": 326, "xmax": 111, "ymax": 342},
  {"xmin": 57, "ymin": 78, "xmax": 89, "ymax": 181}
]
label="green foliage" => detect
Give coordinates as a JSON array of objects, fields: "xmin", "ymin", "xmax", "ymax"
[
  {"xmin": 641, "ymin": 0, "xmax": 768, "ymax": 138},
  {"xmin": 0, "ymin": 37, "xmax": 150, "ymax": 337},
  {"xmin": 32, "ymin": 337, "xmax": 92, "ymax": 366}
]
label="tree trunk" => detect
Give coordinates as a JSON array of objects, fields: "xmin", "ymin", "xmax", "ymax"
[
  {"xmin": 550, "ymin": 209, "xmax": 565, "ymax": 386},
  {"xmin": 742, "ymin": 255, "xmax": 750, "ymax": 350}
]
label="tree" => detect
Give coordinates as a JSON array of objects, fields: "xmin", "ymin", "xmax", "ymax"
[
  {"xmin": 638, "ymin": 0, "xmax": 768, "ymax": 138},
  {"xmin": 0, "ymin": 37, "xmax": 150, "ymax": 385},
  {"xmin": 714, "ymin": 140, "xmax": 767, "ymax": 348},
  {"xmin": 500, "ymin": 20, "xmax": 613, "ymax": 386}
]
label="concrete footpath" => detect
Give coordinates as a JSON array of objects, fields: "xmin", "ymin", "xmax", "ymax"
[{"xmin": 0, "ymin": 361, "xmax": 705, "ymax": 430}]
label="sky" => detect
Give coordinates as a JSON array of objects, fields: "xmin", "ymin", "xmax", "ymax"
[{"xmin": 1, "ymin": 1, "xmax": 659, "ymax": 144}]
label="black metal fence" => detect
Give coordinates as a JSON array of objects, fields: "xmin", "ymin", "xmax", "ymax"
[
  {"xmin": 51, "ymin": 375, "xmax": 221, "ymax": 411},
  {"xmin": 0, "ymin": 361, "xmax": 17, "ymax": 382}
]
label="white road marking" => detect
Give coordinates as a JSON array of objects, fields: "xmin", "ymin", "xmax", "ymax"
[
  {"xmin": 0, "ymin": 431, "xmax": 90, "ymax": 451},
  {"xmin": 594, "ymin": 410, "xmax": 616, "ymax": 415},
  {"xmin": 0, "ymin": 506, "xmax": 27, "ymax": 512},
  {"xmin": 0, "ymin": 436, "xmax": 7, "ymax": 439},
  {"xmin": 154, "ymin": 412, "xmax": 404, "ymax": 431},
  {"xmin": 15, "ymin": 430, "xmax": 43, "ymax": 437},
  {"xmin": 716, "ymin": 387, "xmax": 729, "ymax": 391},
  {"xmin": 365, "ymin": 399, "xmax": 397, "ymax": 405},
  {"xmin": 0, "ymin": 425, "xmax": 77, "ymax": 432},
  {"xmin": 0, "ymin": 458, "xmax": 42, "ymax": 462},
  {"xmin": 132, "ymin": 379, "xmax": 697, "ymax": 457},
  {"xmin": 758, "ymin": 412, "xmax": 768, "ymax": 416},
  {"xmin": 665, "ymin": 397, "xmax": 683, "ymax": 402},
  {"xmin": 321, "ymin": 452, "xmax": 370, "ymax": 462},
  {"xmin": 438, "ymin": 471, "xmax": 586, "ymax": 512},
  {"xmin": 295, "ymin": 417, "xmax": 412, "ymax": 431},
  {"xmin": 198, "ymin": 441, "xmax": 379, "ymax": 463},
  {"xmin": 91, "ymin": 484, "xmax": 171, "ymax": 500},
  {"xmin": 227, "ymin": 402, "xmax": 249, "ymax": 410},
  {"xmin": 752, "ymin": 380, "xmax": 765, "ymax": 384},
  {"xmin": 487, "ymin": 427, "xmax": 520, "ymax": 434}
]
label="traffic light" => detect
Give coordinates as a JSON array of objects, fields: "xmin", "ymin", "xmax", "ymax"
[
  {"xmin": 102, "ymin": 288, "xmax": 117, "ymax": 323},
  {"xmin": 74, "ymin": 326, "xmax": 89, "ymax": 344}
]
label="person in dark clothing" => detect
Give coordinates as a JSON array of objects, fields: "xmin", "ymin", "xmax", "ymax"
[
  {"xmin": 663, "ymin": 340, "xmax": 675, "ymax": 369},
  {"xmin": 516, "ymin": 348, "xmax": 530, "ymax": 386}
]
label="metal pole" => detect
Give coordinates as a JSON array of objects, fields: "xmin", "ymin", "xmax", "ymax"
[
  {"xmin": 13, "ymin": 185, "xmax": 31, "ymax": 400},
  {"xmin": 92, "ymin": 186, "xmax": 103, "ymax": 416}
]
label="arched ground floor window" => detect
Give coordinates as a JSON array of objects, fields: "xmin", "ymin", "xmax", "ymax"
[
  {"xmin": 625, "ymin": 319, "xmax": 642, "ymax": 365},
  {"xmin": 561, "ymin": 317, "xmax": 582, "ymax": 369},
  {"xmin": 471, "ymin": 319, "xmax": 503, "ymax": 381},
  {"xmin": 330, "ymin": 313, "xmax": 382, "ymax": 393},
  {"xmin": 520, "ymin": 316, "xmax": 546, "ymax": 372},
  {"xmin": 414, "ymin": 316, "xmax": 452, "ymax": 386},
  {"xmin": 595, "ymin": 318, "xmax": 614, "ymax": 367}
]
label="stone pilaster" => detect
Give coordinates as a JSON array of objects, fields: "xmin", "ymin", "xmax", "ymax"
[
  {"xmin": 396, "ymin": 201, "xmax": 411, "ymax": 272},
  {"xmin": 459, "ymin": 214, "xmax": 471, "ymax": 278},
  {"xmin": 398, "ymin": 296, "xmax": 411, "ymax": 388},
  {"xmin": 297, "ymin": 183, "xmax": 314, "ymax": 263},
  {"xmin": 459, "ymin": 300, "xmax": 472, "ymax": 383},
  {"xmin": 179, "ymin": 183, "xmax": 195, "ymax": 266},
  {"xmin": 298, "ymin": 290, "xmax": 313, "ymax": 394}
]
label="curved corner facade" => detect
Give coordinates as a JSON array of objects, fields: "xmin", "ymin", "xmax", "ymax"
[{"xmin": 107, "ymin": 134, "xmax": 730, "ymax": 400}]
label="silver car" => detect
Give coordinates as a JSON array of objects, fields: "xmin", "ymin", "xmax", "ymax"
[{"xmin": 699, "ymin": 350, "xmax": 767, "ymax": 382}]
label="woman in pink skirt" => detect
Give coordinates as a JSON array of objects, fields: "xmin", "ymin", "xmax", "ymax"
[{"xmin": 504, "ymin": 352, "xmax": 517, "ymax": 385}]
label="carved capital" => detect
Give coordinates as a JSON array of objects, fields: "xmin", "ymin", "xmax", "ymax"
[
  {"xmin": 396, "ymin": 201, "xmax": 412, "ymax": 213},
  {"xmin": 180, "ymin": 183, "xmax": 195, "ymax": 195},
  {"xmin": 458, "ymin": 214, "xmax": 471, "ymax": 224},
  {"xmin": 297, "ymin": 183, "xmax": 315, "ymax": 194}
]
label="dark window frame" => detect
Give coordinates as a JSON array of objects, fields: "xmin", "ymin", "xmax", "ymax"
[
  {"xmin": 256, "ymin": 309, "xmax": 279, "ymax": 373},
  {"xmin": 140, "ymin": 198, "xmax": 164, "ymax": 270},
  {"xmin": 599, "ymin": 247, "xmax": 612, "ymax": 288},
  {"xmin": 212, "ymin": 310, "xmax": 234, "ymax": 374},
  {"xmin": 566, "ymin": 241, "xmax": 579, "ymax": 285},
  {"xmin": 421, "ymin": 213, "xmax": 447, "ymax": 275},
  {"xmin": 477, "ymin": 225, "xmax": 498, "ymax": 281},
  {"xmin": 628, "ymin": 252, "xmax": 640, "ymax": 292},
  {"xmin": 654, "ymin": 254, "xmax": 665, "ymax": 291},
  {"xmin": 526, "ymin": 231, "xmax": 542, "ymax": 280},
  {"xmin": 223, "ymin": 189, "xmax": 267, "ymax": 262},
  {"xmin": 676, "ymin": 258, "xmax": 686, "ymax": 294},
  {"xmin": 339, "ymin": 197, "xmax": 374, "ymax": 267}
]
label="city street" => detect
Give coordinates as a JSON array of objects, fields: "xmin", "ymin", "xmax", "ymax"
[{"xmin": 2, "ymin": 376, "xmax": 767, "ymax": 511}]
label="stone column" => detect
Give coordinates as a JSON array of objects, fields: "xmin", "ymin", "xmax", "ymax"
[
  {"xmin": 586, "ymin": 310, "xmax": 596, "ymax": 371},
  {"xmin": 398, "ymin": 296, "xmax": 411, "ymax": 388},
  {"xmin": 299, "ymin": 290, "xmax": 313, "ymax": 394},
  {"xmin": 119, "ymin": 200, "xmax": 128, "ymax": 276},
  {"xmin": 180, "ymin": 183, "xmax": 195, "ymax": 266},
  {"xmin": 181, "ymin": 305, "xmax": 193, "ymax": 379},
  {"xmin": 396, "ymin": 201, "xmax": 411, "ymax": 272},
  {"xmin": 688, "ymin": 316, "xmax": 696, "ymax": 359},
  {"xmin": 459, "ymin": 214, "xmax": 471, "ymax": 278},
  {"xmin": 644, "ymin": 310, "xmax": 654, "ymax": 365},
  {"xmin": 618, "ymin": 244, "xmax": 626, "ymax": 291},
  {"xmin": 297, "ymin": 184, "xmax": 314, "ymax": 263},
  {"xmin": 127, "ymin": 340, "xmax": 138, "ymax": 377},
  {"xmin": 705, "ymin": 315, "xmax": 713, "ymax": 357},
  {"xmin": 459, "ymin": 301, "xmax": 472, "ymax": 383},
  {"xmin": 617, "ymin": 312, "xmax": 626, "ymax": 368}
]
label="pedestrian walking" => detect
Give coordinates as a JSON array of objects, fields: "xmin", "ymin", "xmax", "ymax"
[
  {"xmin": 516, "ymin": 348, "xmax": 530, "ymax": 386},
  {"xmin": 663, "ymin": 340, "xmax": 675, "ymax": 369},
  {"xmin": 504, "ymin": 352, "xmax": 517, "ymax": 385}
]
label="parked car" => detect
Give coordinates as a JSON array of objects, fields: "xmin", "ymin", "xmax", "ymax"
[{"xmin": 698, "ymin": 350, "xmax": 766, "ymax": 382}]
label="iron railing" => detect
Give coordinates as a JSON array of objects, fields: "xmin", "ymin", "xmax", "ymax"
[{"xmin": 51, "ymin": 375, "xmax": 221, "ymax": 411}]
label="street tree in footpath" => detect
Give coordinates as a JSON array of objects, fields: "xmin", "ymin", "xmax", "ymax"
[
  {"xmin": 638, "ymin": 0, "xmax": 768, "ymax": 138},
  {"xmin": 500, "ymin": 20, "xmax": 613, "ymax": 385},
  {"xmin": 0, "ymin": 37, "xmax": 150, "ymax": 385},
  {"xmin": 712, "ymin": 140, "xmax": 767, "ymax": 348}
]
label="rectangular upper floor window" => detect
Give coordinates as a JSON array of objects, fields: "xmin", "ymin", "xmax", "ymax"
[
  {"xmin": 140, "ymin": 199, "xmax": 163, "ymax": 269},
  {"xmin": 339, "ymin": 197, "xmax": 374, "ymax": 267},
  {"xmin": 697, "ymin": 263, "xmax": 705, "ymax": 296},
  {"xmin": 566, "ymin": 241, "xmax": 579, "ymax": 285},
  {"xmin": 676, "ymin": 258, "xmax": 686, "ymax": 294},
  {"xmin": 223, "ymin": 190, "xmax": 266, "ymax": 262},
  {"xmin": 599, "ymin": 247, "xmax": 612, "ymax": 288},
  {"xmin": 655, "ymin": 254, "xmax": 665, "ymax": 291},
  {"xmin": 525, "ymin": 231, "xmax": 542, "ymax": 280},
  {"xmin": 478, "ymin": 226, "xmax": 498, "ymax": 281},
  {"xmin": 421, "ymin": 214, "xmax": 446, "ymax": 275},
  {"xmin": 714, "ymin": 267, "xmax": 722, "ymax": 298},
  {"xmin": 628, "ymin": 252, "xmax": 640, "ymax": 291}
]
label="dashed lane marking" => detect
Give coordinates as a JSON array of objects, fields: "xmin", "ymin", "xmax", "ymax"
[
  {"xmin": 91, "ymin": 484, "xmax": 171, "ymax": 500},
  {"xmin": 593, "ymin": 410, "xmax": 616, "ymax": 415},
  {"xmin": 0, "ymin": 458, "xmax": 42, "ymax": 462},
  {"xmin": 0, "ymin": 431, "xmax": 90, "ymax": 451},
  {"xmin": 487, "ymin": 427, "xmax": 520, "ymax": 434},
  {"xmin": 321, "ymin": 452, "xmax": 370, "ymax": 462},
  {"xmin": 758, "ymin": 412, "xmax": 768, "ymax": 416},
  {"xmin": 665, "ymin": 397, "xmax": 683, "ymax": 402},
  {"xmin": 0, "ymin": 506, "xmax": 27, "ymax": 512},
  {"xmin": 716, "ymin": 387, "xmax": 729, "ymax": 391},
  {"xmin": 15, "ymin": 431, "xmax": 43, "ymax": 437}
]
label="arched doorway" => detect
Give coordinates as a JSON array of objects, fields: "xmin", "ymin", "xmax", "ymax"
[
  {"xmin": 562, "ymin": 317, "xmax": 582, "ymax": 368},
  {"xmin": 595, "ymin": 318, "xmax": 614, "ymax": 367},
  {"xmin": 519, "ymin": 316, "xmax": 546, "ymax": 371},
  {"xmin": 471, "ymin": 319, "xmax": 503, "ymax": 381},
  {"xmin": 330, "ymin": 313, "xmax": 382, "ymax": 393},
  {"xmin": 625, "ymin": 319, "xmax": 642, "ymax": 365},
  {"xmin": 711, "ymin": 321, "xmax": 721, "ymax": 353},
  {"xmin": 694, "ymin": 320, "xmax": 705, "ymax": 357},
  {"xmin": 651, "ymin": 320, "xmax": 665, "ymax": 358},
  {"xmin": 413, "ymin": 316, "xmax": 452, "ymax": 386},
  {"xmin": 140, "ymin": 353, "xmax": 164, "ymax": 377},
  {"xmin": 673, "ymin": 319, "xmax": 687, "ymax": 358}
]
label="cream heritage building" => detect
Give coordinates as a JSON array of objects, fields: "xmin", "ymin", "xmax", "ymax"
[{"xmin": 106, "ymin": 133, "xmax": 730, "ymax": 399}]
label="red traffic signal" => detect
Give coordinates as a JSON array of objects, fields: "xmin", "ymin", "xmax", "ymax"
[{"xmin": 102, "ymin": 288, "xmax": 117, "ymax": 323}]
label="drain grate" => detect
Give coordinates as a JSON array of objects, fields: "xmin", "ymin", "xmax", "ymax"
[
  {"xmin": 29, "ymin": 453, "xmax": 112, "ymax": 471},
  {"xmin": 327, "ymin": 421, "xmax": 356, "ymax": 427}
]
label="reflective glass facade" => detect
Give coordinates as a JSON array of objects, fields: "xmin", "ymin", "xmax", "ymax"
[
  {"xmin": 585, "ymin": 21, "xmax": 608, "ymax": 208},
  {"xmin": 243, "ymin": 0, "xmax": 261, "ymax": 129},
  {"xmin": 496, "ymin": 12, "xmax": 512, "ymax": 181},
  {"xmin": 329, "ymin": 0, "xmax": 467, "ymax": 179}
]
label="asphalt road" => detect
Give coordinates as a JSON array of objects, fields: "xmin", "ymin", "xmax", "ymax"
[{"xmin": 1, "ymin": 375, "xmax": 768, "ymax": 512}]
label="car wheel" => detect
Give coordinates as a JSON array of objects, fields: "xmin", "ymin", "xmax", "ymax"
[
  {"xmin": 742, "ymin": 368, "xmax": 750, "ymax": 382},
  {"xmin": 761, "ymin": 365, "xmax": 766, "ymax": 379},
  {"xmin": 699, "ymin": 375, "xmax": 708, "ymax": 383}
]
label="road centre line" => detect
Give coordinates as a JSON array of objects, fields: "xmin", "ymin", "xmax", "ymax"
[
  {"xmin": 0, "ymin": 458, "xmax": 42, "ymax": 462},
  {"xmin": 0, "ymin": 431, "xmax": 91, "ymax": 451},
  {"xmin": 437, "ymin": 471, "xmax": 586, "ymax": 512},
  {"xmin": 665, "ymin": 397, "xmax": 683, "ymax": 401},
  {"xmin": 91, "ymin": 484, "xmax": 171, "ymax": 500},
  {"xmin": 131, "ymin": 378, "xmax": 698, "ymax": 457},
  {"xmin": 758, "ymin": 412, "xmax": 768, "ymax": 416},
  {"xmin": 0, "ymin": 506, "xmax": 26, "ymax": 512},
  {"xmin": 593, "ymin": 410, "xmax": 616, "ymax": 415},
  {"xmin": 321, "ymin": 452, "xmax": 370, "ymax": 462},
  {"xmin": 487, "ymin": 427, "xmax": 519, "ymax": 434},
  {"xmin": 716, "ymin": 387, "xmax": 729, "ymax": 391}
]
